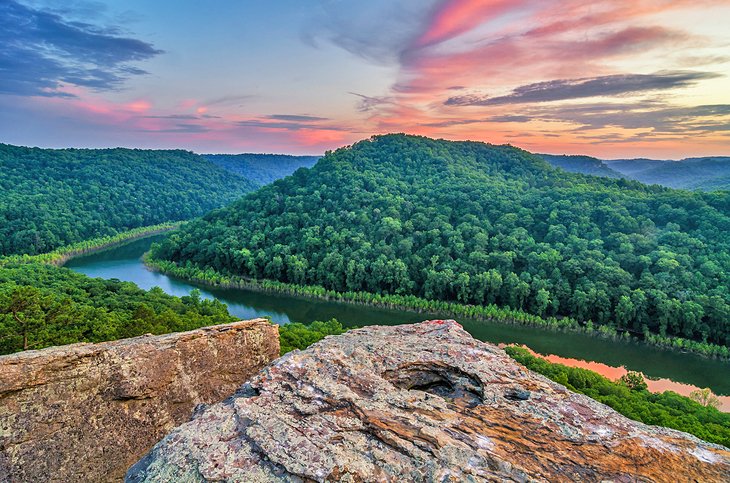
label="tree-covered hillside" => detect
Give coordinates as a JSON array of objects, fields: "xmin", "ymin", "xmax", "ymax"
[
  {"xmin": 539, "ymin": 154, "xmax": 623, "ymax": 179},
  {"xmin": 0, "ymin": 144, "xmax": 256, "ymax": 256},
  {"xmin": 605, "ymin": 157, "xmax": 730, "ymax": 191},
  {"xmin": 152, "ymin": 134, "xmax": 730, "ymax": 347},
  {"xmin": 0, "ymin": 263, "xmax": 236, "ymax": 355},
  {"xmin": 204, "ymin": 153, "xmax": 319, "ymax": 187}
]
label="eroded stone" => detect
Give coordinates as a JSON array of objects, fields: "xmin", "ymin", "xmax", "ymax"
[{"xmin": 128, "ymin": 320, "xmax": 730, "ymax": 482}]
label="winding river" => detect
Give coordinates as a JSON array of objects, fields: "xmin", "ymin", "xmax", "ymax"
[{"xmin": 65, "ymin": 235, "xmax": 730, "ymax": 410}]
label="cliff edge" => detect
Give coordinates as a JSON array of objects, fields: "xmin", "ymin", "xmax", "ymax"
[
  {"xmin": 128, "ymin": 319, "xmax": 729, "ymax": 482},
  {"xmin": 0, "ymin": 318, "xmax": 279, "ymax": 483}
]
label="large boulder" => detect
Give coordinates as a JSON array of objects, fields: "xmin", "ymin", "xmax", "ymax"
[
  {"xmin": 0, "ymin": 318, "xmax": 279, "ymax": 483},
  {"xmin": 128, "ymin": 320, "xmax": 730, "ymax": 482}
]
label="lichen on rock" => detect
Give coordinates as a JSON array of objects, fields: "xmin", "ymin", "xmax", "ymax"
[{"xmin": 127, "ymin": 320, "xmax": 730, "ymax": 482}]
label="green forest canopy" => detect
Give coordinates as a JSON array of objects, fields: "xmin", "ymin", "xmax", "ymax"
[
  {"xmin": 0, "ymin": 144, "xmax": 256, "ymax": 256},
  {"xmin": 152, "ymin": 134, "xmax": 730, "ymax": 347},
  {"xmin": 0, "ymin": 263, "xmax": 236, "ymax": 354}
]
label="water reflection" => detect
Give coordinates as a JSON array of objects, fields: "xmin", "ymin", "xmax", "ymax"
[{"xmin": 65, "ymin": 235, "xmax": 730, "ymax": 408}]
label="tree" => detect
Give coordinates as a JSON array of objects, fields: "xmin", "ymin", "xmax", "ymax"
[
  {"xmin": 619, "ymin": 371, "xmax": 647, "ymax": 391},
  {"xmin": 1, "ymin": 286, "xmax": 44, "ymax": 351},
  {"xmin": 689, "ymin": 388, "xmax": 721, "ymax": 409}
]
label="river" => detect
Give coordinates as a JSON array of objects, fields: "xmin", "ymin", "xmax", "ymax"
[{"xmin": 65, "ymin": 235, "xmax": 730, "ymax": 410}]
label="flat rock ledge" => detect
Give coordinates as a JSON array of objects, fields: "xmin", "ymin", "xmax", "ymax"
[
  {"xmin": 127, "ymin": 320, "xmax": 730, "ymax": 482},
  {"xmin": 0, "ymin": 318, "xmax": 279, "ymax": 483}
]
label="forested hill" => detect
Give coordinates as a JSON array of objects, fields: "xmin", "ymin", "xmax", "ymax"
[
  {"xmin": 605, "ymin": 157, "xmax": 730, "ymax": 191},
  {"xmin": 203, "ymin": 153, "xmax": 320, "ymax": 186},
  {"xmin": 153, "ymin": 134, "xmax": 730, "ymax": 347},
  {"xmin": 538, "ymin": 154, "xmax": 624, "ymax": 179},
  {"xmin": 0, "ymin": 144, "xmax": 256, "ymax": 256}
]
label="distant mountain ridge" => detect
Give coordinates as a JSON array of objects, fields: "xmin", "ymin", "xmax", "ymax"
[
  {"xmin": 605, "ymin": 156, "xmax": 730, "ymax": 191},
  {"xmin": 204, "ymin": 153, "xmax": 320, "ymax": 187},
  {"xmin": 539, "ymin": 153, "xmax": 730, "ymax": 191},
  {"xmin": 537, "ymin": 154, "xmax": 624, "ymax": 179}
]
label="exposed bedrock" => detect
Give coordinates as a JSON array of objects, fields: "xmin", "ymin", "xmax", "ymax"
[
  {"xmin": 0, "ymin": 318, "xmax": 279, "ymax": 483},
  {"xmin": 128, "ymin": 320, "xmax": 730, "ymax": 482}
]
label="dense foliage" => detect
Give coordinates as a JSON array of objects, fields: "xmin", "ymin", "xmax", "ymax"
[
  {"xmin": 506, "ymin": 346, "xmax": 730, "ymax": 447},
  {"xmin": 0, "ymin": 143, "xmax": 255, "ymax": 256},
  {"xmin": 278, "ymin": 318, "xmax": 346, "ymax": 355},
  {"xmin": 0, "ymin": 263, "xmax": 236, "ymax": 354},
  {"xmin": 539, "ymin": 154, "xmax": 623, "ymax": 178},
  {"xmin": 204, "ymin": 153, "xmax": 319, "ymax": 187},
  {"xmin": 153, "ymin": 135, "xmax": 730, "ymax": 347},
  {"xmin": 147, "ymin": 257, "xmax": 730, "ymax": 359},
  {"xmin": 0, "ymin": 222, "xmax": 179, "ymax": 267}
]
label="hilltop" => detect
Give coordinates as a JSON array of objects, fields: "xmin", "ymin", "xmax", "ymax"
[
  {"xmin": 151, "ymin": 134, "xmax": 730, "ymax": 348},
  {"xmin": 538, "ymin": 153, "xmax": 624, "ymax": 178},
  {"xmin": 539, "ymin": 152, "xmax": 730, "ymax": 191}
]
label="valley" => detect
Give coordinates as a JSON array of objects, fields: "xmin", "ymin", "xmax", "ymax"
[
  {"xmin": 3, "ymin": 2, "xmax": 730, "ymax": 479},
  {"xmin": 65, "ymin": 234, "xmax": 730, "ymax": 411}
]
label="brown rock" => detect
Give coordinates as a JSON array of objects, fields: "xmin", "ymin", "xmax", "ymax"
[
  {"xmin": 128, "ymin": 320, "xmax": 730, "ymax": 482},
  {"xmin": 0, "ymin": 318, "xmax": 279, "ymax": 483}
]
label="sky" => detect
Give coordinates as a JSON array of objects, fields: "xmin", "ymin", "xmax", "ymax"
[{"xmin": 1, "ymin": 0, "xmax": 729, "ymax": 158}]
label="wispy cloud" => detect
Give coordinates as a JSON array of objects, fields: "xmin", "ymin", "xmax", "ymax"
[
  {"xmin": 445, "ymin": 71, "xmax": 720, "ymax": 106},
  {"xmin": 541, "ymin": 103, "xmax": 730, "ymax": 133},
  {"xmin": 236, "ymin": 118, "xmax": 347, "ymax": 132},
  {"xmin": 142, "ymin": 123, "xmax": 210, "ymax": 134},
  {"xmin": 0, "ymin": 0, "xmax": 162, "ymax": 97},
  {"xmin": 311, "ymin": 0, "xmax": 730, "ymax": 156},
  {"xmin": 348, "ymin": 92, "xmax": 394, "ymax": 112},
  {"xmin": 266, "ymin": 114, "xmax": 330, "ymax": 122}
]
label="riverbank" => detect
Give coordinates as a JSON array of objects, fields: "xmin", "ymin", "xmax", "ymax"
[
  {"xmin": 0, "ymin": 223, "xmax": 182, "ymax": 267},
  {"xmin": 144, "ymin": 257, "xmax": 730, "ymax": 361}
]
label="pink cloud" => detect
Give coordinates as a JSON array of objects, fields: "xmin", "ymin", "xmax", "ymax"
[{"xmin": 357, "ymin": 0, "xmax": 729, "ymax": 158}]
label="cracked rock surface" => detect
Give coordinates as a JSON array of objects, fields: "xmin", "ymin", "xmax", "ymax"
[
  {"xmin": 0, "ymin": 318, "xmax": 278, "ymax": 483},
  {"xmin": 128, "ymin": 320, "xmax": 730, "ymax": 482}
]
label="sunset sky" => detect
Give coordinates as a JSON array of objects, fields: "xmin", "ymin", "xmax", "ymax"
[{"xmin": 1, "ymin": 0, "xmax": 729, "ymax": 157}]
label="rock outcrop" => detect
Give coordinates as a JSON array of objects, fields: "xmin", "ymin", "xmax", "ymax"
[
  {"xmin": 0, "ymin": 318, "xmax": 279, "ymax": 483},
  {"xmin": 128, "ymin": 320, "xmax": 730, "ymax": 482}
]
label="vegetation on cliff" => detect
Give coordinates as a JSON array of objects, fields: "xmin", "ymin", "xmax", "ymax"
[
  {"xmin": 278, "ymin": 318, "xmax": 346, "ymax": 355},
  {"xmin": 151, "ymin": 134, "xmax": 730, "ymax": 348},
  {"xmin": 0, "ymin": 263, "xmax": 235, "ymax": 354},
  {"xmin": 506, "ymin": 346, "xmax": 730, "ymax": 447},
  {"xmin": 0, "ymin": 143, "xmax": 255, "ymax": 256}
]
